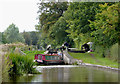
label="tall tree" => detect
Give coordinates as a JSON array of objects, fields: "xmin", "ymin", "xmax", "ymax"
[
  {"xmin": 36, "ymin": 2, "xmax": 68, "ymax": 47},
  {"xmin": 37, "ymin": 2, "xmax": 68, "ymax": 35},
  {"xmin": 89, "ymin": 3, "xmax": 119, "ymax": 48},
  {"xmin": 49, "ymin": 17, "xmax": 74, "ymax": 47},
  {"xmin": 23, "ymin": 31, "xmax": 31, "ymax": 45},
  {"xmin": 30, "ymin": 31, "xmax": 39, "ymax": 45},
  {"xmin": 4, "ymin": 23, "xmax": 25, "ymax": 43},
  {"xmin": 64, "ymin": 2, "xmax": 102, "ymax": 48}
]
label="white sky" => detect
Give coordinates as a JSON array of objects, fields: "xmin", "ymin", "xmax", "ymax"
[{"xmin": 0, "ymin": 0, "xmax": 39, "ymax": 32}]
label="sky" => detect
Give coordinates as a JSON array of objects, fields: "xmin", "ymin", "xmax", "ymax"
[
  {"xmin": 0, "ymin": 0, "xmax": 39, "ymax": 32},
  {"xmin": 0, "ymin": 0, "xmax": 118, "ymax": 33}
]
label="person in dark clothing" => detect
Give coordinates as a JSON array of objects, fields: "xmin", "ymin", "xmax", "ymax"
[
  {"xmin": 81, "ymin": 43, "xmax": 90, "ymax": 52},
  {"xmin": 62, "ymin": 42, "xmax": 69, "ymax": 50},
  {"xmin": 63, "ymin": 42, "xmax": 69, "ymax": 47}
]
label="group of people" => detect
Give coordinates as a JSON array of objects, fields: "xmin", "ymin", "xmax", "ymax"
[{"xmin": 44, "ymin": 42, "xmax": 93, "ymax": 54}]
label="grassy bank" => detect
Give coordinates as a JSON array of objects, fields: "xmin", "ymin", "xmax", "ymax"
[
  {"xmin": 4, "ymin": 50, "xmax": 45, "ymax": 77},
  {"xmin": 6, "ymin": 53, "xmax": 41, "ymax": 76},
  {"xmin": 23, "ymin": 50, "xmax": 45, "ymax": 59},
  {"xmin": 69, "ymin": 52, "xmax": 118, "ymax": 68},
  {"xmin": 1, "ymin": 43, "xmax": 44, "ymax": 81}
]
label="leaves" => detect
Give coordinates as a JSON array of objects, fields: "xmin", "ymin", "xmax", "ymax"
[
  {"xmin": 36, "ymin": 2, "xmax": 69, "ymax": 47},
  {"xmin": 3, "ymin": 23, "xmax": 25, "ymax": 43},
  {"xmin": 89, "ymin": 3, "xmax": 119, "ymax": 48},
  {"xmin": 63, "ymin": 2, "xmax": 101, "ymax": 48}
]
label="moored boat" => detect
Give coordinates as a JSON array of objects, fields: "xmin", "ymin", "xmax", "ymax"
[{"xmin": 34, "ymin": 54, "xmax": 64, "ymax": 64}]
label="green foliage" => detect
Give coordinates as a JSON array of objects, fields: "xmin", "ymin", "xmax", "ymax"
[
  {"xmin": 35, "ymin": 2, "xmax": 118, "ymax": 62},
  {"xmin": 64, "ymin": 2, "xmax": 101, "ymax": 48},
  {"xmin": 0, "ymin": 32, "xmax": 7, "ymax": 44},
  {"xmin": 106, "ymin": 43, "xmax": 118, "ymax": 61},
  {"xmin": 7, "ymin": 53, "xmax": 40, "ymax": 76},
  {"xmin": 37, "ymin": 2, "xmax": 68, "ymax": 35},
  {"xmin": 22, "ymin": 31, "xmax": 32, "ymax": 45},
  {"xmin": 22, "ymin": 31, "xmax": 39, "ymax": 46},
  {"xmin": 3, "ymin": 23, "xmax": 25, "ymax": 43},
  {"xmin": 2, "ymin": 54, "xmax": 13, "ymax": 77},
  {"xmin": 37, "ymin": 36, "xmax": 48, "ymax": 49},
  {"xmin": 23, "ymin": 50, "xmax": 45, "ymax": 59},
  {"xmin": 36, "ymin": 2, "xmax": 68, "ymax": 48},
  {"xmin": 69, "ymin": 52, "xmax": 118, "ymax": 68},
  {"xmin": 30, "ymin": 31, "xmax": 39, "ymax": 45},
  {"xmin": 89, "ymin": 3, "xmax": 119, "ymax": 48},
  {"xmin": 0, "ymin": 32, "xmax": 2, "ymax": 44},
  {"xmin": 48, "ymin": 17, "xmax": 73, "ymax": 46}
]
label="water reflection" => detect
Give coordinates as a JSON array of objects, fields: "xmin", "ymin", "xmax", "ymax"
[
  {"xmin": 5, "ymin": 65, "xmax": 118, "ymax": 82},
  {"xmin": 32, "ymin": 65, "xmax": 118, "ymax": 82}
]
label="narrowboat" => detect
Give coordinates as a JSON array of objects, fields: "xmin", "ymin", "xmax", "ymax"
[{"xmin": 34, "ymin": 54, "xmax": 64, "ymax": 64}]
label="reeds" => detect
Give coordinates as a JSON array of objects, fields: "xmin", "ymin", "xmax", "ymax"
[{"xmin": 6, "ymin": 53, "xmax": 40, "ymax": 76}]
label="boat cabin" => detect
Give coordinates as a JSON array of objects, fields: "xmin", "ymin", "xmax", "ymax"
[{"xmin": 34, "ymin": 54, "xmax": 64, "ymax": 64}]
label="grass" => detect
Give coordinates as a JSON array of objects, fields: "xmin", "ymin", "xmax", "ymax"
[
  {"xmin": 23, "ymin": 50, "xmax": 45, "ymax": 59},
  {"xmin": 23, "ymin": 50, "xmax": 45, "ymax": 65},
  {"xmin": 69, "ymin": 52, "xmax": 118, "ymax": 68},
  {"xmin": 7, "ymin": 52, "xmax": 42, "ymax": 76},
  {"xmin": 5, "ymin": 50, "xmax": 45, "ymax": 76}
]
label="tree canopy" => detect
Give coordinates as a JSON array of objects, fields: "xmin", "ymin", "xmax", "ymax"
[
  {"xmin": 89, "ymin": 3, "xmax": 119, "ymax": 48},
  {"xmin": 36, "ymin": 2, "xmax": 69, "ymax": 47},
  {"xmin": 3, "ymin": 23, "xmax": 25, "ymax": 43},
  {"xmin": 36, "ymin": 2, "xmax": 118, "ymax": 50}
]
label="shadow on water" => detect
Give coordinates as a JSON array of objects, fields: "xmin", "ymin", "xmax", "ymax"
[
  {"xmin": 3, "ymin": 74, "xmax": 37, "ymax": 82},
  {"xmin": 3, "ymin": 65, "xmax": 118, "ymax": 82}
]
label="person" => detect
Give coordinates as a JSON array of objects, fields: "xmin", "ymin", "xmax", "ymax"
[
  {"xmin": 46, "ymin": 45, "xmax": 51, "ymax": 50},
  {"xmin": 87, "ymin": 42, "xmax": 93, "ymax": 52},
  {"xmin": 81, "ymin": 43, "xmax": 90, "ymax": 52},
  {"xmin": 44, "ymin": 45, "xmax": 51, "ymax": 54},
  {"xmin": 87, "ymin": 42, "xmax": 93, "ymax": 50},
  {"xmin": 58, "ymin": 51, "xmax": 62, "ymax": 56},
  {"xmin": 62, "ymin": 42, "xmax": 69, "ymax": 50}
]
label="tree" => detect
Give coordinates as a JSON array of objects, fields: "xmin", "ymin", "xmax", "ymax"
[
  {"xmin": 22, "ymin": 31, "xmax": 31, "ymax": 45},
  {"xmin": 89, "ymin": 3, "xmax": 119, "ymax": 48},
  {"xmin": 37, "ymin": 2, "xmax": 68, "ymax": 35},
  {"xmin": 36, "ymin": 2, "xmax": 68, "ymax": 47},
  {"xmin": 0, "ymin": 32, "xmax": 2, "ymax": 44},
  {"xmin": 4, "ymin": 23, "xmax": 25, "ymax": 43},
  {"xmin": 63, "ymin": 2, "xmax": 102, "ymax": 48},
  {"xmin": 48, "ymin": 17, "xmax": 74, "ymax": 47},
  {"xmin": 30, "ymin": 31, "xmax": 39, "ymax": 45}
]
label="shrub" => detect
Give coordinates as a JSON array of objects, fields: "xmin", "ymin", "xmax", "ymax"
[
  {"xmin": 6, "ymin": 53, "xmax": 40, "ymax": 76},
  {"xmin": 110, "ymin": 43, "xmax": 118, "ymax": 61}
]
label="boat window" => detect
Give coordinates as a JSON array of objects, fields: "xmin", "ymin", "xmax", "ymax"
[
  {"xmin": 45, "ymin": 56, "xmax": 60, "ymax": 60},
  {"xmin": 45, "ymin": 56, "xmax": 50, "ymax": 60},
  {"xmin": 38, "ymin": 55, "xmax": 42, "ymax": 60}
]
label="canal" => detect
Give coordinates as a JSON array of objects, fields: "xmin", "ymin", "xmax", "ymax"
[{"xmin": 5, "ymin": 65, "xmax": 118, "ymax": 82}]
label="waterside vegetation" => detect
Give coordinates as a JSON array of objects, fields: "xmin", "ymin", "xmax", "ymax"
[
  {"xmin": 6, "ymin": 53, "xmax": 40, "ymax": 76},
  {"xmin": 69, "ymin": 43, "xmax": 118, "ymax": 68},
  {"xmin": 0, "ymin": 2, "xmax": 119, "ymax": 81}
]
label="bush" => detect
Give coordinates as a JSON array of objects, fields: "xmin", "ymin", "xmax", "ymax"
[
  {"xmin": 94, "ymin": 43, "xmax": 118, "ymax": 62},
  {"xmin": 110, "ymin": 43, "xmax": 118, "ymax": 61},
  {"xmin": 7, "ymin": 53, "xmax": 40, "ymax": 76}
]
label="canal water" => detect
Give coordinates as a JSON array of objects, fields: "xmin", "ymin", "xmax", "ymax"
[{"xmin": 5, "ymin": 65, "xmax": 118, "ymax": 82}]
